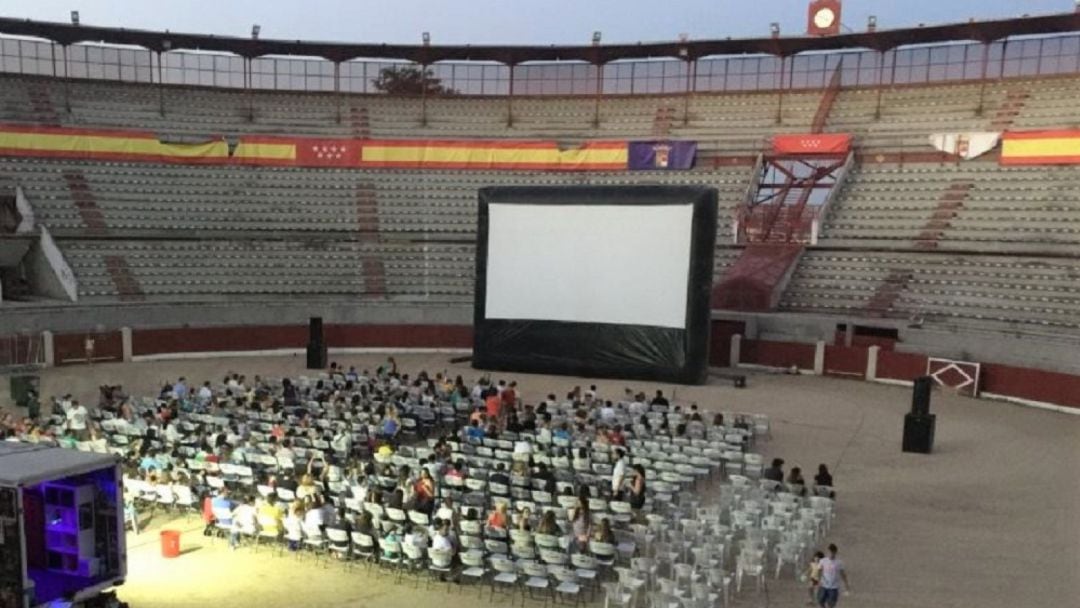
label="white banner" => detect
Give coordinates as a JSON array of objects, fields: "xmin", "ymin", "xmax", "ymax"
[{"xmin": 929, "ymin": 132, "xmax": 1001, "ymax": 160}]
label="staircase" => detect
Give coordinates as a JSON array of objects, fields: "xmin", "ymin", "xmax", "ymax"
[
  {"xmin": 712, "ymin": 244, "xmax": 804, "ymax": 311},
  {"xmin": 103, "ymin": 255, "xmax": 145, "ymax": 301},
  {"xmin": 916, "ymin": 179, "xmax": 972, "ymax": 249},
  {"xmin": 361, "ymin": 256, "xmax": 387, "ymax": 298},
  {"xmin": 26, "ymin": 81, "xmax": 60, "ymax": 125},
  {"xmin": 865, "ymin": 269, "xmax": 913, "ymax": 317},
  {"xmin": 349, "ymin": 106, "xmax": 372, "ymax": 138},
  {"xmin": 355, "ymin": 181, "xmax": 379, "ymax": 240},
  {"xmin": 990, "ymin": 88, "xmax": 1029, "ymax": 131},
  {"xmin": 652, "ymin": 106, "xmax": 677, "ymax": 137},
  {"xmin": 811, "ymin": 61, "xmax": 844, "ymax": 133},
  {"xmin": 62, "ymin": 171, "xmax": 109, "ymax": 235}
]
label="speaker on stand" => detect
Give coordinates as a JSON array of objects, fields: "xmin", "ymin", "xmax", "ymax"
[
  {"xmin": 306, "ymin": 317, "xmax": 327, "ymax": 369},
  {"xmin": 902, "ymin": 375, "xmax": 936, "ymax": 454}
]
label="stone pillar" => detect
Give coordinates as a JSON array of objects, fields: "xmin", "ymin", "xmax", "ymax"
[
  {"xmin": 730, "ymin": 334, "xmax": 742, "ymax": 367},
  {"xmin": 866, "ymin": 345, "xmax": 880, "ymax": 381},
  {"xmin": 42, "ymin": 331, "xmax": 54, "ymax": 367},
  {"xmin": 814, "ymin": 340, "xmax": 826, "ymax": 375},
  {"xmin": 121, "ymin": 327, "xmax": 133, "ymax": 362}
]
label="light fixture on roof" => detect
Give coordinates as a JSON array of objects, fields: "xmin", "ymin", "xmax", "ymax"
[
  {"xmin": 592, "ymin": 31, "xmax": 602, "ymax": 46},
  {"xmin": 70, "ymin": 11, "xmax": 79, "ymax": 26},
  {"xmin": 867, "ymin": 15, "xmax": 877, "ymax": 32},
  {"xmin": 251, "ymin": 24, "xmax": 260, "ymax": 40},
  {"xmin": 422, "ymin": 31, "xmax": 431, "ymax": 46},
  {"xmin": 678, "ymin": 33, "xmax": 689, "ymax": 43},
  {"xmin": 770, "ymin": 22, "xmax": 780, "ymax": 38}
]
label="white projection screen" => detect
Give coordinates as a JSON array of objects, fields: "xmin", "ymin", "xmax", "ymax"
[
  {"xmin": 473, "ymin": 186, "xmax": 718, "ymax": 384},
  {"xmin": 484, "ymin": 203, "xmax": 694, "ymax": 329}
]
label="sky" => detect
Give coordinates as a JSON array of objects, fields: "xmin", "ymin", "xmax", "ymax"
[{"xmin": 0, "ymin": 0, "xmax": 1072, "ymax": 46}]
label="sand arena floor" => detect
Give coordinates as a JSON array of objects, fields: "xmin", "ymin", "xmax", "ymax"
[{"xmin": 13, "ymin": 353, "xmax": 1080, "ymax": 608}]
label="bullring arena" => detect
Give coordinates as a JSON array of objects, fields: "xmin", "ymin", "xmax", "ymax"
[{"xmin": 1, "ymin": 4, "xmax": 1079, "ymax": 608}]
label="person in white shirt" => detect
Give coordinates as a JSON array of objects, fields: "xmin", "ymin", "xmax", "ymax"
[
  {"xmin": 404, "ymin": 526, "xmax": 429, "ymax": 551},
  {"xmin": 430, "ymin": 521, "xmax": 454, "ymax": 552},
  {"xmin": 230, "ymin": 497, "xmax": 257, "ymax": 549},
  {"xmin": 599, "ymin": 401, "xmax": 617, "ymax": 422},
  {"xmin": 331, "ymin": 430, "xmax": 352, "ymax": 456},
  {"xmin": 817, "ymin": 543, "xmax": 851, "ymax": 608},
  {"xmin": 537, "ymin": 419, "xmax": 553, "ymax": 445},
  {"xmin": 303, "ymin": 497, "xmax": 326, "ymax": 529},
  {"xmin": 611, "ymin": 449, "xmax": 629, "ymax": 497},
  {"xmin": 65, "ymin": 400, "xmax": 89, "ymax": 441},
  {"xmin": 513, "ymin": 437, "xmax": 533, "ymax": 456},
  {"xmin": 197, "ymin": 382, "xmax": 213, "ymax": 408}
]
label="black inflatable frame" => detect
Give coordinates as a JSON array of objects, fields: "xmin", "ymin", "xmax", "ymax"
[{"xmin": 473, "ymin": 185, "xmax": 718, "ymax": 385}]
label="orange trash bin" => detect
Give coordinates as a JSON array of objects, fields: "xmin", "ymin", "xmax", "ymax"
[{"xmin": 160, "ymin": 530, "xmax": 181, "ymax": 558}]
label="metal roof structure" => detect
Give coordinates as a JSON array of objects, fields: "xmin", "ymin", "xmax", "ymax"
[
  {"xmin": 0, "ymin": 441, "xmax": 118, "ymax": 486},
  {"xmin": 0, "ymin": 11, "xmax": 1078, "ymax": 65}
]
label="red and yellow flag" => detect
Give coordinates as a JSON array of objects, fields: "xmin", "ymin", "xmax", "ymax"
[
  {"xmin": 0, "ymin": 124, "xmax": 228, "ymax": 163},
  {"xmin": 0, "ymin": 123, "xmax": 630, "ymax": 171},
  {"xmin": 1000, "ymin": 129, "xmax": 1080, "ymax": 165}
]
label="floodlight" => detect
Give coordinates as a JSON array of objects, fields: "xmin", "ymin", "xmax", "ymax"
[
  {"xmin": 251, "ymin": 24, "xmax": 260, "ymax": 39},
  {"xmin": 70, "ymin": 11, "xmax": 79, "ymax": 26}
]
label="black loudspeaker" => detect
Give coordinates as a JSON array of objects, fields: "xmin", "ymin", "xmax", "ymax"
[
  {"xmin": 306, "ymin": 316, "xmax": 327, "ymax": 369},
  {"xmin": 911, "ymin": 375, "xmax": 933, "ymax": 416},
  {"xmin": 902, "ymin": 413, "xmax": 936, "ymax": 454}
]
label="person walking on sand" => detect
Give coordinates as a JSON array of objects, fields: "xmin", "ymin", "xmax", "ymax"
[{"xmin": 817, "ymin": 544, "xmax": 852, "ymax": 608}]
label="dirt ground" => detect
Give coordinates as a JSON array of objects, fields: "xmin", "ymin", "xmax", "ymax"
[{"xmin": 16, "ymin": 353, "xmax": 1080, "ymax": 608}]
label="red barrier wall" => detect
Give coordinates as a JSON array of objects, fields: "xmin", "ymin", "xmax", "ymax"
[
  {"xmin": 709, "ymin": 320, "xmax": 746, "ymax": 367},
  {"xmin": 741, "ymin": 339, "xmax": 815, "ymax": 370},
  {"xmin": 326, "ymin": 324, "xmax": 473, "ymax": 349},
  {"xmin": 132, "ymin": 324, "xmax": 472, "ymax": 356},
  {"xmin": 981, "ymin": 363, "xmax": 1080, "ymax": 409},
  {"xmin": 877, "ymin": 350, "xmax": 928, "ymax": 382},
  {"xmin": 823, "ymin": 345, "xmax": 868, "ymax": 377},
  {"xmin": 54, "ymin": 331, "xmax": 123, "ymax": 365}
]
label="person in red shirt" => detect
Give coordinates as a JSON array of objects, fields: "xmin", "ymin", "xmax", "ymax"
[
  {"xmin": 608, "ymin": 425, "xmax": 626, "ymax": 446},
  {"xmin": 485, "ymin": 389, "xmax": 501, "ymax": 421},
  {"xmin": 501, "ymin": 381, "xmax": 518, "ymax": 407},
  {"xmin": 486, "ymin": 502, "xmax": 508, "ymax": 530}
]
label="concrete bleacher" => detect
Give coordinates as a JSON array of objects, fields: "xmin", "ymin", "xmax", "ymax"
[
  {"xmin": 0, "ymin": 158, "xmax": 749, "ymax": 240},
  {"xmin": 0, "ymin": 74, "xmax": 817, "ymax": 149},
  {"xmin": 780, "ymin": 250, "xmax": 1080, "ymax": 332},
  {"xmin": 61, "ymin": 239, "xmax": 476, "ymax": 302},
  {"xmin": 3, "ymin": 68, "xmax": 1080, "ymax": 340},
  {"xmin": 820, "ymin": 162, "xmax": 1080, "ymax": 254}
]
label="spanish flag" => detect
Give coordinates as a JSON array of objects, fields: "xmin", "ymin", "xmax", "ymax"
[
  {"xmin": 1000, "ymin": 130, "xmax": 1080, "ymax": 166},
  {"xmin": 0, "ymin": 124, "xmax": 228, "ymax": 163},
  {"xmin": 359, "ymin": 140, "xmax": 628, "ymax": 171}
]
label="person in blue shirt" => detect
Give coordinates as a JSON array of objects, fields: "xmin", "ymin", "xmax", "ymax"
[
  {"xmin": 173, "ymin": 377, "xmax": 188, "ymax": 400},
  {"xmin": 211, "ymin": 489, "xmax": 235, "ymax": 527},
  {"xmin": 465, "ymin": 420, "xmax": 485, "ymax": 442},
  {"xmin": 553, "ymin": 423, "xmax": 572, "ymax": 442},
  {"xmin": 139, "ymin": 450, "xmax": 162, "ymax": 473}
]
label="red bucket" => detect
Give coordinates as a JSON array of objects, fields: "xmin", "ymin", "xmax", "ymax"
[{"xmin": 160, "ymin": 529, "xmax": 181, "ymax": 558}]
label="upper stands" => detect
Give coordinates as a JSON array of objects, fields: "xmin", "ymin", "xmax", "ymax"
[
  {"xmin": 0, "ymin": 74, "xmax": 817, "ymax": 151},
  {"xmin": 2, "ymin": 62, "xmax": 1080, "ymax": 342}
]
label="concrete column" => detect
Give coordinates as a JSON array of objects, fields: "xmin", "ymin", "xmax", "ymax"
[
  {"xmin": 730, "ymin": 334, "xmax": 742, "ymax": 367},
  {"xmin": 866, "ymin": 345, "xmax": 880, "ymax": 381},
  {"xmin": 844, "ymin": 323, "xmax": 855, "ymax": 347},
  {"xmin": 814, "ymin": 340, "xmax": 826, "ymax": 375},
  {"xmin": 121, "ymin": 327, "xmax": 133, "ymax": 362},
  {"xmin": 42, "ymin": 331, "xmax": 54, "ymax": 367}
]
